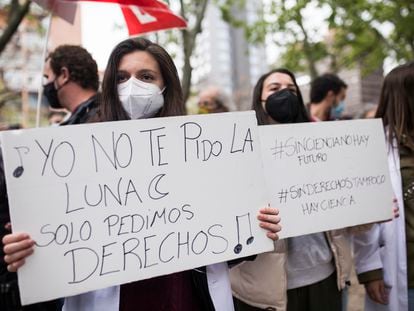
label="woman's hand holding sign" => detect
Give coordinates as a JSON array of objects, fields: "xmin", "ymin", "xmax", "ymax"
[
  {"xmin": 3, "ymin": 231, "xmax": 35, "ymax": 272},
  {"xmin": 258, "ymin": 206, "xmax": 281, "ymax": 241}
]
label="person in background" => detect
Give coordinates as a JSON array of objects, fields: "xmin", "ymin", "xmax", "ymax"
[
  {"xmin": 0, "ymin": 44, "xmax": 100, "ymax": 311},
  {"xmin": 0, "ymin": 124, "xmax": 22, "ymax": 131},
  {"xmin": 3, "ymin": 38, "xmax": 282, "ymax": 311},
  {"xmin": 308, "ymin": 73, "xmax": 348, "ymax": 121},
  {"xmin": 48, "ymin": 110, "xmax": 67, "ymax": 126},
  {"xmin": 353, "ymin": 61, "xmax": 414, "ymax": 311},
  {"xmin": 198, "ymin": 86, "xmax": 230, "ymax": 114},
  {"xmin": 43, "ymin": 45, "xmax": 99, "ymax": 125},
  {"xmin": 309, "ymin": 73, "xmax": 353, "ymax": 310},
  {"xmin": 230, "ymin": 68, "xmax": 352, "ymax": 311}
]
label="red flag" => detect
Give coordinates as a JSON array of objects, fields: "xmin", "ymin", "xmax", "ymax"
[
  {"xmin": 33, "ymin": 0, "xmax": 187, "ymax": 35},
  {"xmin": 120, "ymin": 5, "xmax": 187, "ymax": 36}
]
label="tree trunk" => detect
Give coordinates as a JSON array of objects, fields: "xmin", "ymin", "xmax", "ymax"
[
  {"xmin": 330, "ymin": 53, "xmax": 338, "ymax": 73},
  {"xmin": 181, "ymin": 30, "xmax": 193, "ymax": 104},
  {"xmin": 180, "ymin": 0, "xmax": 208, "ymax": 104},
  {"xmin": 0, "ymin": 0, "xmax": 31, "ymax": 55},
  {"xmin": 297, "ymin": 16, "xmax": 318, "ymax": 79}
]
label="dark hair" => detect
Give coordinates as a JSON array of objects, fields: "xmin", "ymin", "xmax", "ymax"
[
  {"xmin": 48, "ymin": 45, "xmax": 99, "ymax": 91},
  {"xmin": 376, "ymin": 61, "xmax": 414, "ymax": 150},
  {"xmin": 310, "ymin": 73, "xmax": 347, "ymax": 103},
  {"xmin": 252, "ymin": 68, "xmax": 309, "ymax": 125},
  {"xmin": 5, "ymin": 124, "xmax": 21, "ymax": 130},
  {"xmin": 214, "ymin": 100, "xmax": 229, "ymax": 113},
  {"xmin": 99, "ymin": 38, "xmax": 185, "ymax": 122}
]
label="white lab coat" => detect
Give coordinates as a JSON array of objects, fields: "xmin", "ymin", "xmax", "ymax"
[
  {"xmin": 63, "ymin": 262, "xmax": 234, "ymax": 311},
  {"xmin": 353, "ymin": 141, "xmax": 408, "ymax": 311}
]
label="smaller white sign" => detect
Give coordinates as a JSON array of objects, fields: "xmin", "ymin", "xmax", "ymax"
[{"xmin": 259, "ymin": 119, "xmax": 393, "ymax": 238}]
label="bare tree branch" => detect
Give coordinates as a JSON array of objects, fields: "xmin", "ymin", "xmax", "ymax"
[
  {"xmin": 0, "ymin": 0, "xmax": 31, "ymax": 55},
  {"xmin": 180, "ymin": 0, "xmax": 209, "ymax": 103}
]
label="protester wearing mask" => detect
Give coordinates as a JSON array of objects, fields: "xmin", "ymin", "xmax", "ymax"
[
  {"xmin": 43, "ymin": 45, "xmax": 99, "ymax": 125},
  {"xmin": 0, "ymin": 45, "xmax": 99, "ymax": 311},
  {"xmin": 3, "ymin": 38, "xmax": 282, "ymax": 311},
  {"xmin": 117, "ymin": 76, "xmax": 165, "ymax": 119},
  {"xmin": 230, "ymin": 69, "xmax": 352, "ymax": 311},
  {"xmin": 197, "ymin": 86, "xmax": 230, "ymax": 114},
  {"xmin": 308, "ymin": 73, "xmax": 348, "ymax": 121}
]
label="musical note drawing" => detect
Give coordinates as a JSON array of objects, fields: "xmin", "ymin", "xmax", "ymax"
[
  {"xmin": 13, "ymin": 146, "xmax": 30, "ymax": 178},
  {"xmin": 233, "ymin": 213, "xmax": 254, "ymax": 254}
]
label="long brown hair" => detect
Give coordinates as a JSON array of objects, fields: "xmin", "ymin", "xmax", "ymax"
[
  {"xmin": 376, "ymin": 61, "xmax": 414, "ymax": 149},
  {"xmin": 252, "ymin": 68, "xmax": 309, "ymax": 125},
  {"xmin": 99, "ymin": 38, "xmax": 185, "ymax": 122}
]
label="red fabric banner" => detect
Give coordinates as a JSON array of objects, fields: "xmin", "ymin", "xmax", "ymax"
[
  {"xmin": 33, "ymin": 0, "xmax": 187, "ymax": 35},
  {"xmin": 120, "ymin": 5, "xmax": 187, "ymax": 36}
]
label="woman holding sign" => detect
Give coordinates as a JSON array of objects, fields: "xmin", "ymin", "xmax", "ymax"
[
  {"xmin": 353, "ymin": 61, "xmax": 414, "ymax": 311},
  {"xmin": 2, "ymin": 38, "xmax": 281, "ymax": 311},
  {"xmin": 230, "ymin": 69, "xmax": 352, "ymax": 311}
]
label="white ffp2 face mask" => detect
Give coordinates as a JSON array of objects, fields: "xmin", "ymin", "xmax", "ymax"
[{"xmin": 118, "ymin": 77, "xmax": 165, "ymax": 119}]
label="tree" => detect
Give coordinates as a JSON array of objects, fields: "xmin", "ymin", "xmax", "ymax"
[
  {"xmin": 0, "ymin": 0, "xmax": 31, "ymax": 55},
  {"xmin": 218, "ymin": 0, "xmax": 327, "ymax": 79},
  {"xmin": 0, "ymin": 69, "xmax": 18, "ymax": 108},
  {"xmin": 268, "ymin": 0, "xmax": 328, "ymax": 79},
  {"xmin": 179, "ymin": 0, "xmax": 208, "ymax": 103},
  {"xmin": 221, "ymin": 0, "xmax": 413, "ymax": 78},
  {"xmin": 323, "ymin": 0, "xmax": 414, "ymax": 73},
  {"xmin": 160, "ymin": 0, "xmax": 209, "ymax": 103}
]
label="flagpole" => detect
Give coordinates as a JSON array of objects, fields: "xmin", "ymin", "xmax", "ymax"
[{"xmin": 35, "ymin": 13, "xmax": 52, "ymax": 128}]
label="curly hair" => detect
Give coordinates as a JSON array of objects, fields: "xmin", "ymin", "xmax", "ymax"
[{"xmin": 48, "ymin": 45, "xmax": 99, "ymax": 91}]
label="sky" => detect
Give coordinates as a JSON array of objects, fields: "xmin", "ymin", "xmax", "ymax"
[{"xmin": 80, "ymin": 3, "xmax": 128, "ymax": 70}]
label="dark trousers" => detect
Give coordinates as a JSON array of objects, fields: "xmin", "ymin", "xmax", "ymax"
[
  {"xmin": 287, "ymin": 272, "xmax": 341, "ymax": 311},
  {"xmin": 234, "ymin": 272, "xmax": 342, "ymax": 311}
]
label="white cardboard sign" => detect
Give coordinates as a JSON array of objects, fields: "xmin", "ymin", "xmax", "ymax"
[
  {"xmin": 259, "ymin": 119, "xmax": 394, "ymax": 238},
  {"xmin": 1, "ymin": 111, "xmax": 273, "ymax": 305}
]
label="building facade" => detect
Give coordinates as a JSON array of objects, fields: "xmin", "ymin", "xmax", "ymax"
[{"xmin": 192, "ymin": 1, "xmax": 268, "ymax": 111}]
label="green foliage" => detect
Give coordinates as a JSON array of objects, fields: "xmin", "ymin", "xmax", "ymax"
[
  {"xmin": 215, "ymin": 0, "xmax": 246, "ymax": 26},
  {"xmin": 279, "ymin": 41, "xmax": 327, "ymax": 73},
  {"xmin": 218, "ymin": 0, "xmax": 414, "ymax": 77},
  {"xmin": 322, "ymin": 0, "xmax": 387, "ymax": 74},
  {"xmin": 215, "ymin": 0, "xmax": 267, "ymax": 43}
]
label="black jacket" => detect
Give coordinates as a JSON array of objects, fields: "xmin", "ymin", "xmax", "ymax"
[{"xmin": 61, "ymin": 95, "xmax": 98, "ymax": 126}]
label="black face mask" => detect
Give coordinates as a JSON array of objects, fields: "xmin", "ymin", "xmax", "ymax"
[
  {"xmin": 43, "ymin": 81, "xmax": 62, "ymax": 109},
  {"xmin": 264, "ymin": 88, "xmax": 301, "ymax": 123}
]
